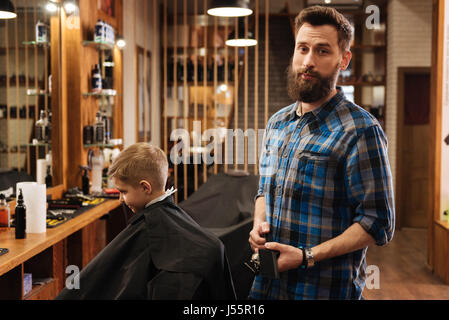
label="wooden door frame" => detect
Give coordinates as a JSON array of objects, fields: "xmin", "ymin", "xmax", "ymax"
[
  {"xmin": 428, "ymin": 0, "xmax": 444, "ymax": 271},
  {"xmin": 396, "ymin": 67, "xmax": 431, "ymax": 231}
]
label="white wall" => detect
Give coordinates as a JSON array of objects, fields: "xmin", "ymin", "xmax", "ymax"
[
  {"xmin": 122, "ymin": 0, "xmax": 161, "ymax": 148},
  {"xmin": 386, "ymin": 0, "xmax": 432, "ymax": 190}
]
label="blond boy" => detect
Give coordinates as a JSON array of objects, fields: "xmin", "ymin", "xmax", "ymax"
[{"xmin": 56, "ymin": 143, "xmax": 236, "ymax": 300}]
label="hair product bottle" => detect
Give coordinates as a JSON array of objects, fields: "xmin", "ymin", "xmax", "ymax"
[
  {"xmin": 35, "ymin": 20, "xmax": 47, "ymax": 43},
  {"xmin": 15, "ymin": 189, "xmax": 26, "ymax": 239},
  {"xmin": 91, "ymin": 64, "xmax": 102, "ymax": 93},
  {"xmin": 94, "ymin": 111, "xmax": 105, "ymax": 144}
]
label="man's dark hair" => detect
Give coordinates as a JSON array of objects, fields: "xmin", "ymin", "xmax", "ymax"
[{"xmin": 295, "ymin": 5, "xmax": 354, "ymax": 52}]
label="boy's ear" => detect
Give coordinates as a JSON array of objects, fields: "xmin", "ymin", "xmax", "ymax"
[{"xmin": 139, "ymin": 180, "xmax": 153, "ymax": 194}]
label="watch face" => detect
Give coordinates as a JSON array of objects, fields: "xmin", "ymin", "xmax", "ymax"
[{"xmin": 306, "ymin": 248, "xmax": 314, "ymax": 267}]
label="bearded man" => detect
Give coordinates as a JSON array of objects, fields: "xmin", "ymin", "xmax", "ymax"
[{"xmin": 248, "ymin": 5, "xmax": 395, "ymax": 300}]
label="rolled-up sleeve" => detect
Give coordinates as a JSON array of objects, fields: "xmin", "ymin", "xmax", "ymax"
[{"xmin": 345, "ymin": 124, "xmax": 395, "ymax": 246}]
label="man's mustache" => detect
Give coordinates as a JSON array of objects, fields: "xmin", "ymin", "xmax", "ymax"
[{"xmin": 296, "ymin": 68, "xmax": 321, "ymax": 79}]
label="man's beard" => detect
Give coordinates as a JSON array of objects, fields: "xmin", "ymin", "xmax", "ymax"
[{"xmin": 287, "ymin": 63, "xmax": 340, "ymax": 103}]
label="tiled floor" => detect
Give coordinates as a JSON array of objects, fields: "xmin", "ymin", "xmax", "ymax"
[{"xmin": 363, "ymin": 228, "xmax": 449, "ymax": 300}]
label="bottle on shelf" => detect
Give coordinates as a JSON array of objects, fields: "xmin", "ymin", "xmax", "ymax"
[
  {"xmin": 103, "ymin": 54, "xmax": 114, "ymax": 90},
  {"xmin": 35, "ymin": 110, "xmax": 48, "ymax": 143},
  {"xmin": 45, "ymin": 165, "xmax": 53, "ymax": 188},
  {"xmin": 91, "ymin": 150, "xmax": 104, "ymax": 194},
  {"xmin": 102, "ymin": 113, "xmax": 111, "ymax": 144},
  {"xmin": 0, "ymin": 194, "xmax": 10, "ymax": 228},
  {"xmin": 83, "ymin": 125, "xmax": 94, "ymax": 145},
  {"xmin": 95, "ymin": 19, "xmax": 104, "ymax": 43},
  {"xmin": 177, "ymin": 59, "xmax": 184, "ymax": 82},
  {"xmin": 94, "ymin": 111, "xmax": 105, "ymax": 144},
  {"xmin": 91, "ymin": 64, "xmax": 102, "ymax": 93},
  {"xmin": 197, "ymin": 63, "xmax": 204, "ymax": 82},
  {"xmin": 15, "ymin": 189, "xmax": 26, "ymax": 239},
  {"xmin": 80, "ymin": 166, "xmax": 90, "ymax": 195},
  {"xmin": 187, "ymin": 58, "xmax": 194, "ymax": 82},
  {"xmin": 35, "ymin": 20, "xmax": 48, "ymax": 44},
  {"xmin": 46, "ymin": 111, "xmax": 52, "ymax": 142}
]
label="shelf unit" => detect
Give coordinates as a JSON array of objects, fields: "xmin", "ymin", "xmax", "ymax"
[
  {"xmin": 338, "ymin": 2, "xmax": 387, "ymax": 129},
  {"xmin": 64, "ymin": 0, "xmax": 123, "ymax": 190}
]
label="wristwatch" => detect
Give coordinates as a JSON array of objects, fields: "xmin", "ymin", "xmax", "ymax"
[{"xmin": 305, "ymin": 248, "xmax": 315, "ymax": 269}]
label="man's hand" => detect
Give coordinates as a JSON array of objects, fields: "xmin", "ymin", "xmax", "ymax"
[
  {"xmin": 249, "ymin": 221, "xmax": 270, "ymax": 252},
  {"xmin": 265, "ymin": 242, "xmax": 303, "ymax": 273}
]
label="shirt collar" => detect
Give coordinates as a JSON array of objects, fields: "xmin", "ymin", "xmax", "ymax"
[
  {"xmin": 287, "ymin": 87, "xmax": 345, "ymax": 122},
  {"xmin": 144, "ymin": 187, "xmax": 177, "ymax": 208}
]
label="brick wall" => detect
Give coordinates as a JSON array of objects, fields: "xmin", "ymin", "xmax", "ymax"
[{"xmin": 386, "ymin": 0, "xmax": 432, "ymax": 189}]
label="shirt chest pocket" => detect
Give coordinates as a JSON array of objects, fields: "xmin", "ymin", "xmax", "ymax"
[{"xmin": 295, "ymin": 151, "xmax": 337, "ymax": 193}]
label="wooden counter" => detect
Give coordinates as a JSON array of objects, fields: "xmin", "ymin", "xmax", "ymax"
[{"xmin": 0, "ymin": 199, "xmax": 123, "ymax": 300}]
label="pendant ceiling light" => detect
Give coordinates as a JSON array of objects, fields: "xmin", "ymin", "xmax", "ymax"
[
  {"xmin": 0, "ymin": 0, "xmax": 17, "ymax": 19},
  {"xmin": 225, "ymin": 17, "xmax": 257, "ymax": 47},
  {"xmin": 207, "ymin": 0, "xmax": 253, "ymax": 17}
]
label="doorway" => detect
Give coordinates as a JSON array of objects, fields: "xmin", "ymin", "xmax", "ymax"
[{"xmin": 397, "ymin": 67, "xmax": 431, "ymax": 229}]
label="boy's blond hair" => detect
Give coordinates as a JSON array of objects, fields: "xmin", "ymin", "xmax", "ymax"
[{"xmin": 108, "ymin": 143, "xmax": 168, "ymax": 191}]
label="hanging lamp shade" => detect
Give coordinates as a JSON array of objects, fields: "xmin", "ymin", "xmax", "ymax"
[
  {"xmin": 207, "ymin": 0, "xmax": 253, "ymax": 17},
  {"xmin": 225, "ymin": 17, "xmax": 257, "ymax": 47},
  {"xmin": 0, "ymin": 0, "xmax": 17, "ymax": 19}
]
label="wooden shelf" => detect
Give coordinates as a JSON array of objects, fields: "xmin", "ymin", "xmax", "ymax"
[
  {"xmin": 23, "ymin": 278, "xmax": 57, "ymax": 300},
  {"xmin": 26, "ymin": 90, "xmax": 51, "ymax": 97},
  {"xmin": 84, "ymin": 143, "xmax": 122, "ymax": 148},
  {"xmin": 82, "ymin": 90, "xmax": 117, "ymax": 98},
  {"xmin": 22, "ymin": 41, "xmax": 50, "ymax": 47},
  {"xmin": 82, "ymin": 40, "xmax": 115, "ymax": 51}
]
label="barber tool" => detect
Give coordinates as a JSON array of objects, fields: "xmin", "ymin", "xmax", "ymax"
[
  {"xmin": 244, "ymin": 233, "xmax": 280, "ymax": 279},
  {"xmin": 48, "ymin": 199, "xmax": 82, "ymax": 210},
  {"xmin": 46, "ymin": 211, "xmax": 68, "ymax": 228}
]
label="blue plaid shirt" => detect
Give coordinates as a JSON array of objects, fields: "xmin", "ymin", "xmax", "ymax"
[{"xmin": 250, "ymin": 90, "xmax": 395, "ymax": 300}]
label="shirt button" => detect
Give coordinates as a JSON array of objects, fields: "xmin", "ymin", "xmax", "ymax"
[{"xmin": 273, "ymin": 214, "xmax": 279, "ymax": 220}]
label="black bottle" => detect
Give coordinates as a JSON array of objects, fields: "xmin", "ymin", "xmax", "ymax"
[
  {"xmin": 15, "ymin": 189, "xmax": 26, "ymax": 239},
  {"xmin": 81, "ymin": 166, "xmax": 90, "ymax": 195},
  {"xmin": 45, "ymin": 165, "xmax": 52, "ymax": 187},
  {"xmin": 94, "ymin": 111, "xmax": 105, "ymax": 144}
]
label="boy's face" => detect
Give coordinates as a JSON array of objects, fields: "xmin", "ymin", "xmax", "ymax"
[{"xmin": 112, "ymin": 177, "xmax": 149, "ymax": 213}]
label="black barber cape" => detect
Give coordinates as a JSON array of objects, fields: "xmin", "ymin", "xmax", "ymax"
[{"xmin": 55, "ymin": 196, "xmax": 236, "ymax": 300}]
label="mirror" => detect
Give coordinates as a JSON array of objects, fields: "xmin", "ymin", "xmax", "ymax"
[{"xmin": 0, "ymin": 0, "xmax": 61, "ymax": 197}]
